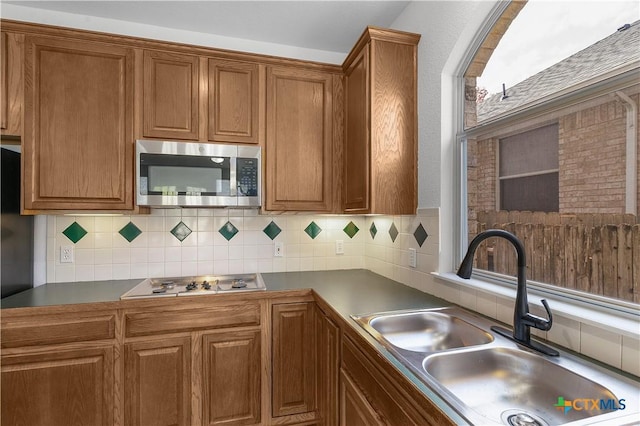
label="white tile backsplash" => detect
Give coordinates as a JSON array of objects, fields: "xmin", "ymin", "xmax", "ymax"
[
  {"xmin": 48, "ymin": 210, "xmax": 368, "ymax": 282},
  {"xmin": 622, "ymin": 335, "xmax": 640, "ymax": 377},
  {"xmin": 581, "ymin": 323, "xmax": 623, "ymax": 369}
]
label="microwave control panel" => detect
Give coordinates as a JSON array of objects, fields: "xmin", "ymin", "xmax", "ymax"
[{"xmin": 237, "ymin": 158, "xmax": 259, "ymax": 197}]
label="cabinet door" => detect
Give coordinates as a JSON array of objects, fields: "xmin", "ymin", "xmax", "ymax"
[
  {"xmin": 272, "ymin": 302, "xmax": 316, "ymax": 417},
  {"xmin": 266, "ymin": 67, "xmax": 333, "ymax": 211},
  {"xmin": 143, "ymin": 50, "xmax": 199, "ymax": 140},
  {"xmin": 208, "ymin": 58, "xmax": 261, "ymax": 144},
  {"xmin": 1, "ymin": 31, "xmax": 23, "ymax": 136},
  {"xmin": 369, "ymin": 38, "xmax": 418, "ymax": 214},
  {"xmin": 202, "ymin": 329, "xmax": 261, "ymax": 426},
  {"xmin": 124, "ymin": 336, "xmax": 191, "ymax": 426},
  {"xmin": 317, "ymin": 307, "xmax": 340, "ymax": 426},
  {"xmin": 343, "ymin": 45, "xmax": 370, "ymax": 213},
  {"xmin": 339, "ymin": 369, "xmax": 384, "ymax": 426},
  {"xmin": 1, "ymin": 346, "xmax": 114, "ymax": 426},
  {"xmin": 23, "ymin": 36, "xmax": 134, "ymax": 210}
]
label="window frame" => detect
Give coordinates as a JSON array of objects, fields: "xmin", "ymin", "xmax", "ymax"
[{"xmin": 451, "ymin": 3, "xmax": 640, "ymax": 319}]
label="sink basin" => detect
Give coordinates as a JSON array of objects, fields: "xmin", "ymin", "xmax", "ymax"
[
  {"xmin": 352, "ymin": 306, "xmax": 639, "ymax": 425},
  {"xmin": 424, "ymin": 347, "xmax": 620, "ymax": 425},
  {"xmin": 366, "ymin": 310, "xmax": 493, "ymax": 352}
]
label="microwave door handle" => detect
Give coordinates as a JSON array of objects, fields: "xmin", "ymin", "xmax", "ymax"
[{"xmin": 229, "ymin": 157, "xmax": 237, "ymax": 196}]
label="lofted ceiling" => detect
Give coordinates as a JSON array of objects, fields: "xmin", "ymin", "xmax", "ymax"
[{"xmin": 1, "ymin": 1, "xmax": 411, "ymax": 53}]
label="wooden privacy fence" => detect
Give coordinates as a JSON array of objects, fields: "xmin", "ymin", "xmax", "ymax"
[{"xmin": 475, "ymin": 211, "xmax": 639, "ymax": 303}]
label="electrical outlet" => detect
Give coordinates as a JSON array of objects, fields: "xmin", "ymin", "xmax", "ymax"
[
  {"xmin": 274, "ymin": 242, "xmax": 284, "ymax": 257},
  {"xmin": 61, "ymin": 245, "xmax": 74, "ymax": 263},
  {"xmin": 408, "ymin": 248, "xmax": 417, "ymax": 268},
  {"xmin": 335, "ymin": 240, "xmax": 344, "ymax": 255}
]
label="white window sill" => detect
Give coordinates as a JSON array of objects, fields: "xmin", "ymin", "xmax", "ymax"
[{"xmin": 433, "ymin": 272, "xmax": 640, "ymax": 339}]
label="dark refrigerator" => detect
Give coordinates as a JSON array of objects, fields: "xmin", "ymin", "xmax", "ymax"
[{"xmin": 1, "ymin": 146, "xmax": 33, "ymax": 298}]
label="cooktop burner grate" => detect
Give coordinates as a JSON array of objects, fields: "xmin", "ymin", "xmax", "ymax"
[{"xmin": 120, "ymin": 273, "xmax": 266, "ymax": 299}]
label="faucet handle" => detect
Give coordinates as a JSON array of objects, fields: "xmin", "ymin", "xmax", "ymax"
[
  {"xmin": 538, "ymin": 299, "xmax": 554, "ymax": 331},
  {"xmin": 524, "ymin": 299, "xmax": 553, "ymax": 331}
]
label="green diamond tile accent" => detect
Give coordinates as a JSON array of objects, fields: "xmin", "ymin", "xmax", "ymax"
[
  {"xmin": 343, "ymin": 221, "xmax": 359, "ymax": 239},
  {"xmin": 413, "ymin": 223, "xmax": 428, "ymax": 247},
  {"xmin": 171, "ymin": 221, "xmax": 192, "ymax": 242},
  {"xmin": 219, "ymin": 221, "xmax": 239, "ymax": 241},
  {"xmin": 119, "ymin": 221, "xmax": 142, "ymax": 242},
  {"xmin": 389, "ymin": 222, "xmax": 399, "ymax": 243},
  {"xmin": 263, "ymin": 221, "xmax": 282, "ymax": 240},
  {"xmin": 62, "ymin": 221, "xmax": 87, "ymax": 244},
  {"xmin": 304, "ymin": 221, "xmax": 322, "ymax": 239},
  {"xmin": 369, "ymin": 222, "xmax": 377, "ymax": 239}
]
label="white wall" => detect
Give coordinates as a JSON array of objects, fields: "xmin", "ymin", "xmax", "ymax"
[
  {"xmin": 0, "ymin": 3, "xmax": 345, "ymax": 64},
  {"xmin": 390, "ymin": 0, "xmax": 499, "ymax": 273},
  {"xmin": 390, "ymin": 0, "xmax": 499, "ymax": 209}
]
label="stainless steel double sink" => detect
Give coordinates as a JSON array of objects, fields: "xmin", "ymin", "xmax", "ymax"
[{"xmin": 352, "ymin": 307, "xmax": 639, "ymax": 426}]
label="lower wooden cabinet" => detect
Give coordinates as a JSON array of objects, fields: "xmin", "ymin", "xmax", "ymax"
[
  {"xmin": 124, "ymin": 336, "xmax": 191, "ymax": 426},
  {"xmin": 202, "ymin": 329, "xmax": 261, "ymax": 426},
  {"xmin": 271, "ymin": 302, "xmax": 317, "ymax": 417},
  {"xmin": 1, "ymin": 295, "xmax": 456, "ymax": 426},
  {"xmin": 1, "ymin": 345, "xmax": 114, "ymax": 426},
  {"xmin": 340, "ymin": 369, "xmax": 384, "ymax": 426},
  {"xmin": 340, "ymin": 334, "xmax": 455, "ymax": 426},
  {"xmin": 122, "ymin": 301, "xmax": 263, "ymax": 426},
  {"xmin": 317, "ymin": 305, "xmax": 340, "ymax": 426}
]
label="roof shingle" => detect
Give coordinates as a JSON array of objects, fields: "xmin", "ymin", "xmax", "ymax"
[{"xmin": 478, "ymin": 20, "xmax": 640, "ymax": 123}]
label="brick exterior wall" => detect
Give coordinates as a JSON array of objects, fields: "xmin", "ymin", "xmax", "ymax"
[
  {"xmin": 559, "ymin": 94, "xmax": 639, "ymax": 213},
  {"xmin": 474, "ymin": 137, "xmax": 497, "ymax": 212},
  {"xmin": 469, "ymin": 93, "xmax": 640, "ymax": 216}
]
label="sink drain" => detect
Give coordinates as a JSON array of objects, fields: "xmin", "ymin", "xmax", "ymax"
[{"xmin": 501, "ymin": 409, "xmax": 550, "ymax": 426}]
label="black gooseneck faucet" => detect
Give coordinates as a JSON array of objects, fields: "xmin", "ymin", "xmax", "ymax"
[{"xmin": 457, "ymin": 229, "xmax": 559, "ymax": 356}]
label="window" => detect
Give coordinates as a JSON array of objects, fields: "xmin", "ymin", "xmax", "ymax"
[
  {"xmin": 498, "ymin": 124, "xmax": 559, "ymax": 212},
  {"xmin": 462, "ymin": 2, "xmax": 639, "ymax": 306}
]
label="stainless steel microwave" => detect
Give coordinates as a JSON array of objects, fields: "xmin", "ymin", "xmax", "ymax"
[{"xmin": 136, "ymin": 140, "xmax": 261, "ymax": 207}]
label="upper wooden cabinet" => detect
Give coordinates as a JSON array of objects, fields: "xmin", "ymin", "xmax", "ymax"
[
  {"xmin": 208, "ymin": 58, "xmax": 262, "ymax": 144},
  {"xmin": 1, "ymin": 31, "xmax": 24, "ymax": 137},
  {"xmin": 265, "ymin": 66, "xmax": 335, "ymax": 211},
  {"xmin": 23, "ymin": 35, "xmax": 134, "ymax": 211},
  {"xmin": 8, "ymin": 20, "xmax": 421, "ymax": 213},
  {"xmin": 143, "ymin": 50, "xmax": 199, "ymax": 140},
  {"xmin": 342, "ymin": 27, "xmax": 420, "ymax": 215}
]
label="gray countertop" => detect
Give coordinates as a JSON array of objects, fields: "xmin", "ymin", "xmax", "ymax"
[
  {"xmin": 0, "ymin": 278, "xmax": 141, "ymax": 308},
  {"xmin": 0, "ymin": 269, "xmax": 466, "ymax": 424},
  {"xmin": 1, "ymin": 269, "xmax": 450, "ymax": 312}
]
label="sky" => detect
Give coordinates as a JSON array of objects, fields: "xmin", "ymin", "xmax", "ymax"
[{"xmin": 477, "ymin": 0, "xmax": 640, "ymax": 95}]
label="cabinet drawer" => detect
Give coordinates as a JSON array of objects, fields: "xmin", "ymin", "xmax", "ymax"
[
  {"xmin": 125, "ymin": 302, "xmax": 261, "ymax": 337},
  {"xmin": 1, "ymin": 314, "xmax": 115, "ymax": 348}
]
